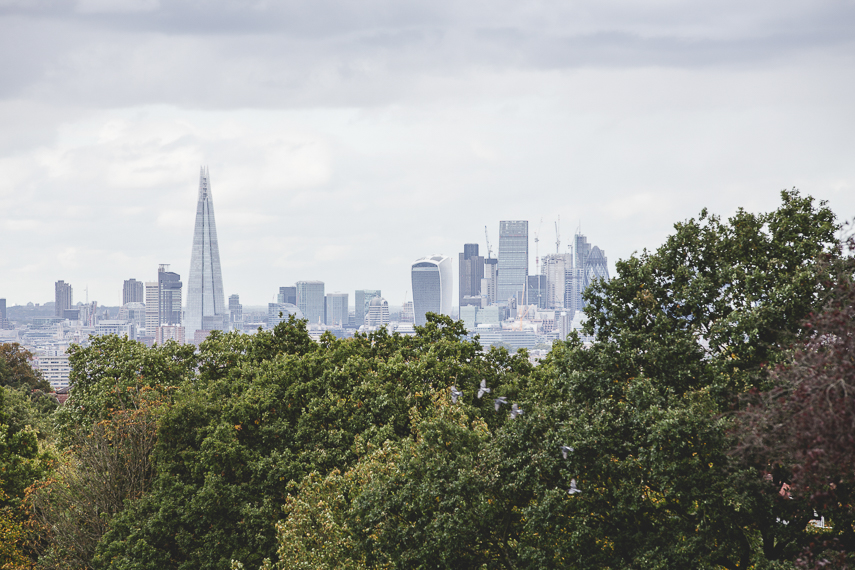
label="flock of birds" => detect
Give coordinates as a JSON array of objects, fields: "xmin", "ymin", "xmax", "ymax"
[{"xmin": 450, "ymin": 379, "xmax": 581, "ymax": 496}]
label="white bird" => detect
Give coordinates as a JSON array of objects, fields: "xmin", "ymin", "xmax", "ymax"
[
  {"xmin": 510, "ymin": 403, "xmax": 523, "ymax": 419},
  {"xmin": 450, "ymin": 386, "xmax": 463, "ymax": 404},
  {"xmin": 477, "ymin": 379, "xmax": 491, "ymax": 399},
  {"xmin": 560, "ymin": 445, "xmax": 574, "ymax": 459},
  {"xmin": 567, "ymin": 479, "xmax": 581, "ymax": 495},
  {"xmin": 494, "ymin": 397, "xmax": 507, "ymax": 411}
]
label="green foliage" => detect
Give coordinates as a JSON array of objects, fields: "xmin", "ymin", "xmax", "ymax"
[
  {"xmin": 29, "ymin": 400, "xmax": 163, "ymax": 570},
  {"xmin": 253, "ymin": 190, "xmax": 842, "ymax": 570},
  {"xmin": 0, "ymin": 343, "xmax": 51, "ymax": 393},
  {"xmin": 93, "ymin": 314, "xmax": 527, "ymax": 569},
  {"xmin": 26, "ymin": 191, "xmax": 846, "ymax": 570},
  {"xmin": 55, "ymin": 335, "xmax": 197, "ymax": 443}
]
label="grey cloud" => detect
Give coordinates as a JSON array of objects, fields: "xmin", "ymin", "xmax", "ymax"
[{"xmin": 0, "ymin": 0, "xmax": 853, "ymax": 110}]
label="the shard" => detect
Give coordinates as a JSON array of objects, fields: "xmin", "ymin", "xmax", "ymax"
[{"xmin": 185, "ymin": 167, "xmax": 227, "ymax": 341}]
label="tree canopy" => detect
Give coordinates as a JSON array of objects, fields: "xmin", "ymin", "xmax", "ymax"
[{"xmin": 10, "ymin": 189, "xmax": 853, "ymax": 570}]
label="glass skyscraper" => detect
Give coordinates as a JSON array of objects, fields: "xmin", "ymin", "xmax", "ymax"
[
  {"xmin": 158, "ymin": 265, "xmax": 183, "ymax": 326},
  {"xmin": 458, "ymin": 243, "xmax": 484, "ymax": 307},
  {"xmin": 296, "ymin": 280, "xmax": 325, "ymax": 325},
  {"xmin": 325, "ymin": 293, "xmax": 349, "ymax": 327},
  {"xmin": 185, "ymin": 167, "xmax": 227, "ymax": 340},
  {"xmin": 497, "ymin": 220, "xmax": 528, "ymax": 303},
  {"xmin": 411, "ymin": 255, "xmax": 452, "ymax": 326}
]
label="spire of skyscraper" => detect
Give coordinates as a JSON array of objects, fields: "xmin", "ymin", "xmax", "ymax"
[{"xmin": 185, "ymin": 166, "xmax": 227, "ymax": 342}]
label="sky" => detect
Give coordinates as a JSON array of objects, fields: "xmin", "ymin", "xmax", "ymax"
[{"xmin": 1, "ymin": 0, "xmax": 854, "ymax": 308}]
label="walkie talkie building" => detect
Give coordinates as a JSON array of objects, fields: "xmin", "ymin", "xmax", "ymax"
[
  {"xmin": 185, "ymin": 167, "xmax": 227, "ymax": 341},
  {"xmin": 411, "ymin": 255, "xmax": 452, "ymax": 326}
]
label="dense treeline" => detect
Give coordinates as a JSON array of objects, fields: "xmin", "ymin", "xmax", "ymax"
[{"xmin": 1, "ymin": 190, "xmax": 853, "ymax": 569}]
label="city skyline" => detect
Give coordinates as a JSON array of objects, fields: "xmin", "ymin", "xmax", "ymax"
[{"xmin": 1, "ymin": 3, "xmax": 854, "ymax": 307}]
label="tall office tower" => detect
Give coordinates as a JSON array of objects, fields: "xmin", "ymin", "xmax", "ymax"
[
  {"xmin": 186, "ymin": 167, "xmax": 227, "ymax": 341},
  {"xmin": 296, "ymin": 281, "xmax": 325, "ymax": 324},
  {"xmin": 123, "ymin": 279, "xmax": 144, "ymax": 304},
  {"xmin": 527, "ymin": 274, "xmax": 547, "ymax": 309},
  {"xmin": 481, "ymin": 258, "xmax": 498, "ymax": 305},
  {"xmin": 325, "ymin": 293, "xmax": 349, "ymax": 327},
  {"xmin": 55, "ymin": 280, "xmax": 73, "ymax": 317},
  {"xmin": 158, "ymin": 265, "xmax": 183, "ymax": 326},
  {"xmin": 458, "ymin": 243, "xmax": 484, "ymax": 308},
  {"xmin": 569, "ymin": 232, "xmax": 609, "ymax": 314},
  {"xmin": 366, "ymin": 297, "xmax": 390, "ymax": 326},
  {"xmin": 497, "ymin": 221, "xmax": 528, "ymax": 303},
  {"xmin": 0, "ymin": 298, "xmax": 6, "ymax": 329},
  {"xmin": 355, "ymin": 289, "xmax": 381, "ymax": 326},
  {"xmin": 411, "ymin": 255, "xmax": 452, "ymax": 326},
  {"xmin": 229, "ymin": 294, "xmax": 243, "ymax": 325},
  {"xmin": 144, "ymin": 281, "xmax": 159, "ymax": 333},
  {"xmin": 400, "ymin": 301, "xmax": 414, "ymax": 323},
  {"xmin": 277, "ymin": 286, "xmax": 297, "ymax": 305},
  {"xmin": 542, "ymin": 253, "xmax": 572, "ymax": 309}
]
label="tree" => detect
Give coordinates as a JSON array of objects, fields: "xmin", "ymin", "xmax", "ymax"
[
  {"xmin": 55, "ymin": 335, "xmax": 196, "ymax": 444},
  {"xmin": 28, "ymin": 400, "xmax": 163, "ymax": 570},
  {"xmin": 513, "ymin": 190, "xmax": 842, "ymax": 568},
  {"xmin": 0, "ymin": 344, "xmax": 50, "ymax": 393},
  {"xmin": 93, "ymin": 315, "xmax": 530, "ymax": 569},
  {"xmin": 733, "ymin": 236, "xmax": 855, "ymax": 568}
]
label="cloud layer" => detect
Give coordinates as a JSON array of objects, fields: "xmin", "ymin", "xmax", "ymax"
[{"xmin": 1, "ymin": 1, "xmax": 854, "ymax": 306}]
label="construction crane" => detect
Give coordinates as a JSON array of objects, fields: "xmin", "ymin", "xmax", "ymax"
[
  {"xmin": 484, "ymin": 225, "xmax": 493, "ymax": 259},
  {"xmin": 534, "ymin": 217, "xmax": 543, "ymax": 276},
  {"xmin": 554, "ymin": 215, "xmax": 561, "ymax": 254}
]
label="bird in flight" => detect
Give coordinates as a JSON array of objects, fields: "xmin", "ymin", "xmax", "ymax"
[
  {"xmin": 567, "ymin": 479, "xmax": 581, "ymax": 495},
  {"xmin": 494, "ymin": 397, "xmax": 507, "ymax": 411},
  {"xmin": 510, "ymin": 403, "xmax": 523, "ymax": 419},
  {"xmin": 450, "ymin": 386, "xmax": 463, "ymax": 404},
  {"xmin": 477, "ymin": 379, "xmax": 491, "ymax": 399},
  {"xmin": 560, "ymin": 446, "xmax": 574, "ymax": 459}
]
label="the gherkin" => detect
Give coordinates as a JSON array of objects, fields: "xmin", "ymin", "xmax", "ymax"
[{"xmin": 185, "ymin": 166, "xmax": 226, "ymax": 341}]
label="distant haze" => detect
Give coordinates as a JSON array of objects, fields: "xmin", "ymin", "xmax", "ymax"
[{"xmin": 1, "ymin": 1, "xmax": 854, "ymax": 306}]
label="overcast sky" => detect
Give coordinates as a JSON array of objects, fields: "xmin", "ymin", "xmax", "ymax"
[{"xmin": 1, "ymin": 0, "xmax": 854, "ymax": 308}]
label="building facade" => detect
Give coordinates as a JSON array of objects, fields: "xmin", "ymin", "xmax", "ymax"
[
  {"xmin": 411, "ymin": 255, "xmax": 452, "ymax": 326},
  {"xmin": 185, "ymin": 167, "xmax": 227, "ymax": 341},
  {"xmin": 497, "ymin": 221, "xmax": 528, "ymax": 303},
  {"xmin": 459, "ymin": 243, "xmax": 485, "ymax": 308},
  {"xmin": 355, "ymin": 289, "xmax": 381, "ymax": 327},
  {"xmin": 229, "ymin": 294, "xmax": 243, "ymax": 326},
  {"xmin": 481, "ymin": 258, "xmax": 498, "ymax": 306},
  {"xmin": 296, "ymin": 281, "xmax": 325, "ymax": 325},
  {"xmin": 35, "ymin": 352, "xmax": 71, "ymax": 390},
  {"xmin": 156, "ymin": 325, "xmax": 185, "ymax": 345},
  {"xmin": 267, "ymin": 303, "xmax": 303, "ymax": 329},
  {"xmin": 400, "ymin": 301, "xmax": 414, "ymax": 323},
  {"xmin": 366, "ymin": 297, "xmax": 390, "ymax": 327},
  {"xmin": 144, "ymin": 281, "xmax": 159, "ymax": 334},
  {"xmin": 55, "ymin": 280, "xmax": 73, "ymax": 317},
  {"xmin": 527, "ymin": 274, "xmax": 547, "ymax": 309},
  {"xmin": 541, "ymin": 253, "xmax": 571, "ymax": 310},
  {"xmin": 277, "ymin": 286, "xmax": 297, "ymax": 305},
  {"xmin": 325, "ymin": 293, "xmax": 349, "ymax": 327},
  {"xmin": 123, "ymin": 279, "xmax": 144, "ymax": 304},
  {"xmin": 569, "ymin": 232, "xmax": 609, "ymax": 314},
  {"xmin": 158, "ymin": 265, "xmax": 182, "ymax": 326}
]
